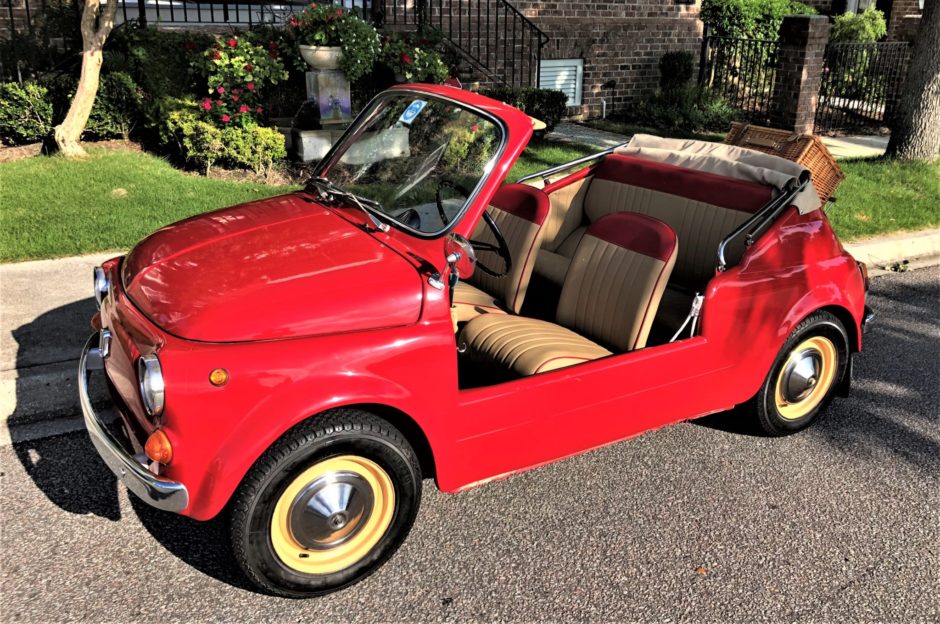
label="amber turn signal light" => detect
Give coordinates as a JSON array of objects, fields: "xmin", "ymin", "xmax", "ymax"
[
  {"xmin": 145, "ymin": 429, "xmax": 173, "ymax": 465},
  {"xmin": 209, "ymin": 368, "xmax": 229, "ymax": 386}
]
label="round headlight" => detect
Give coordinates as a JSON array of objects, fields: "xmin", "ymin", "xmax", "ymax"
[
  {"xmin": 137, "ymin": 354, "xmax": 165, "ymax": 417},
  {"xmin": 93, "ymin": 266, "xmax": 110, "ymax": 308}
]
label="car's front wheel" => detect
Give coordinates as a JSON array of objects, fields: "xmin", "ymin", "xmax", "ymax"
[
  {"xmin": 750, "ymin": 311, "xmax": 849, "ymax": 436},
  {"xmin": 230, "ymin": 409, "xmax": 422, "ymax": 597}
]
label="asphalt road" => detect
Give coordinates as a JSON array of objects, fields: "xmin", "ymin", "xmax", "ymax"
[{"xmin": 1, "ymin": 267, "xmax": 938, "ymax": 623}]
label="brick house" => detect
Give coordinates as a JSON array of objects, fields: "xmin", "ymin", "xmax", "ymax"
[{"xmin": 514, "ymin": 1, "xmax": 703, "ymax": 119}]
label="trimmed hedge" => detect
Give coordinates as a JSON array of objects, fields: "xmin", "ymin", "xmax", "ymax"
[{"xmin": 480, "ymin": 86, "xmax": 569, "ymax": 131}]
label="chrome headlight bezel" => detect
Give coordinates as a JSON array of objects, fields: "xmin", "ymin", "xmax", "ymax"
[
  {"xmin": 93, "ymin": 266, "xmax": 110, "ymax": 308},
  {"xmin": 137, "ymin": 354, "xmax": 165, "ymax": 418}
]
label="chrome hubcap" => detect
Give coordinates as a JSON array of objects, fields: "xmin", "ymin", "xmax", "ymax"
[
  {"xmin": 288, "ymin": 471, "xmax": 374, "ymax": 550},
  {"xmin": 781, "ymin": 349, "xmax": 822, "ymax": 403}
]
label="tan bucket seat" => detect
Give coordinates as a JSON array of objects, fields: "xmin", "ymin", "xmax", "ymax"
[
  {"xmin": 452, "ymin": 183, "xmax": 551, "ymax": 323},
  {"xmin": 460, "ymin": 211, "xmax": 678, "ymax": 377}
]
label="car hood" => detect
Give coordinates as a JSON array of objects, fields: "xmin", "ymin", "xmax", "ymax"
[{"xmin": 122, "ymin": 192, "xmax": 424, "ymax": 342}]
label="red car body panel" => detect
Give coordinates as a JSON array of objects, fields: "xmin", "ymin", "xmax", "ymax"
[{"xmin": 92, "ymin": 85, "xmax": 866, "ymax": 521}]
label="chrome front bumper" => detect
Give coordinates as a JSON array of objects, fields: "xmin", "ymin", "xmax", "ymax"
[{"xmin": 79, "ymin": 333, "xmax": 189, "ymax": 513}]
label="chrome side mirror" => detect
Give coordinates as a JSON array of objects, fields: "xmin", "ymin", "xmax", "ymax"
[{"xmin": 444, "ymin": 233, "xmax": 476, "ymax": 279}]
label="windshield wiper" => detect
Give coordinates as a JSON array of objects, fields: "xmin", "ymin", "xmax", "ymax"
[{"xmin": 308, "ymin": 177, "xmax": 389, "ymax": 233}]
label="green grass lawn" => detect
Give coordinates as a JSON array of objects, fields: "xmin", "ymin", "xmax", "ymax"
[
  {"xmin": 0, "ymin": 148, "xmax": 294, "ymax": 262},
  {"xmin": 828, "ymin": 158, "xmax": 940, "ymax": 240},
  {"xmin": 1, "ymin": 141, "xmax": 936, "ymax": 262}
]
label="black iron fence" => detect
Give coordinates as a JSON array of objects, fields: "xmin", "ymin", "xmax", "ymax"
[
  {"xmin": 814, "ymin": 41, "xmax": 911, "ymax": 135},
  {"xmin": 699, "ymin": 34, "xmax": 779, "ymax": 124},
  {"xmin": 3, "ymin": 0, "xmax": 544, "ymax": 86}
]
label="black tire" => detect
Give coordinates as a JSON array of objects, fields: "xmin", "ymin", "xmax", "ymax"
[
  {"xmin": 748, "ymin": 311, "xmax": 849, "ymax": 437},
  {"xmin": 230, "ymin": 409, "xmax": 422, "ymax": 597}
]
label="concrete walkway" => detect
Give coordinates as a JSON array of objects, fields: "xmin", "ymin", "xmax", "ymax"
[{"xmin": 548, "ymin": 122, "xmax": 890, "ymax": 160}]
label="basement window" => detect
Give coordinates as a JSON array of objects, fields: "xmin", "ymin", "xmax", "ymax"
[{"xmin": 539, "ymin": 59, "xmax": 583, "ymax": 107}]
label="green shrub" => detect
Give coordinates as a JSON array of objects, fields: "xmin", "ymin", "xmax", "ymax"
[
  {"xmin": 0, "ymin": 82, "xmax": 53, "ymax": 145},
  {"xmin": 106, "ymin": 25, "xmax": 211, "ymax": 99},
  {"xmin": 701, "ymin": 0, "xmax": 817, "ymax": 39},
  {"xmin": 220, "ymin": 125, "xmax": 287, "ymax": 173},
  {"xmin": 831, "ymin": 6, "xmax": 888, "ymax": 42},
  {"xmin": 287, "ymin": 4, "xmax": 381, "ymax": 83},
  {"xmin": 86, "ymin": 72, "xmax": 143, "ymax": 139},
  {"xmin": 479, "ymin": 86, "xmax": 569, "ymax": 131},
  {"xmin": 380, "ymin": 32, "xmax": 451, "ymax": 84},
  {"xmin": 162, "ymin": 103, "xmax": 285, "ymax": 174},
  {"xmin": 659, "ymin": 51, "xmax": 695, "ymax": 93},
  {"xmin": 630, "ymin": 87, "xmax": 737, "ymax": 133}
]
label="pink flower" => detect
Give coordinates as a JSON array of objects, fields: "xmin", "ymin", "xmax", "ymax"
[
  {"xmin": 246, "ymin": 82, "xmax": 255, "ymax": 91},
  {"xmin": 256, "ymin": 106, "xmax": 263, "ymax": 113},
  {"xmin": 202, "ymin": 98, "xmax": 212, "ymax": 110},
  {"xmin": 233, "ymin": 88, "xmax": 241, "ymax": 94},
  {"xmin": 470, "ymin": 123, "xmax": 479, "ymax": 132},
  {"xmin": 222, "ymin": 115, "xmax": 231, "ymax": 122},
  {"xmin": 210, "ymin": 51, "xmax": 222, "ymax": 60},
  {"xmin": 401, "ymin": 53, "xmax": 413, "ymax": 65},
  {"xmin": 239, "ymin": 105, "xmax": 248, "ymax": 113},
  {"xmin": 335, "ymin": 8, "xmax": 342, "ymax": 16},
  {"xmin": 216, "ymin": 99, "xmax": 223, "ymax": 106},
  {"xmin": 244, "ymin": 64, "xmax": 252, "ymax": 71},
  {"xmin": 217, "ymin": 86, "xmax": 225, "ymax": 94},
  {"xmin": 233, "ymin": 95, "xmax": 239, "ymax": 102},
  {"xmin": 228, "ymin": 38, "xmax": 237, "ymax": 48}
]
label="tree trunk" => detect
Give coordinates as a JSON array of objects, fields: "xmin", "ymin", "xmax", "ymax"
[
  {"xmin": 885, "ymin": 0, "xmax": 940, "ymax": 161},
  {"xmin": 52, "ymin": 0, "xmax": 118, "ymax": 158}
]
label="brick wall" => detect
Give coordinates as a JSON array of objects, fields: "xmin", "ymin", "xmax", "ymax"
[
  {"xmin": 768, "ymin": 15, "xmax": 831, "ymax": 133},
  {"xmin": 511, "ymin": 1, "xmax": 703, "ymax": 118},
  {"xmin": 886, "ymin": 0, "xmax": 923, "ymax": 40}
]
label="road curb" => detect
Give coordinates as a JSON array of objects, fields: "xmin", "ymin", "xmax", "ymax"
[{"xmin": 843, "ymin": 228, "xmax": 940, "ymax": 275}]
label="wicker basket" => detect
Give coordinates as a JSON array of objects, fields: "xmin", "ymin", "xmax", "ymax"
[{"xmin": 724, "ymin": 122, "xmax": 845, "ymax": 204}]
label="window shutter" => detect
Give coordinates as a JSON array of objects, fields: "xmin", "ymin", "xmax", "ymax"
[{"xmin": 539, "ymin": 59, "xmax": 583, "ymax": 106}]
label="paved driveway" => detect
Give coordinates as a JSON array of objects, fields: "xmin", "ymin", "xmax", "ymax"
[{"xmin": 1, "ymin": 267, "xmax": 937, "ymax": 623}]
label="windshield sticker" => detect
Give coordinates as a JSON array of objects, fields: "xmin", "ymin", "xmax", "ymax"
[{"xmin": 399, "ymin": 100, "xmax": 427, "ymax": 125}]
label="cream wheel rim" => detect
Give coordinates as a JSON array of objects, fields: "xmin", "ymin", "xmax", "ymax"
[
  {"xmin": 774, "ymin": 336, "xmax": 838, "ymax": 420},
  {"xmin": 270, "ymin": 455, "xmax": 395, "ymax": 575}
]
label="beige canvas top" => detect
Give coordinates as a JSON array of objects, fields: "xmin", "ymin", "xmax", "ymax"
[{"xmin": 614, "ymin": 134, "xmax": 821, "ymax": 214}]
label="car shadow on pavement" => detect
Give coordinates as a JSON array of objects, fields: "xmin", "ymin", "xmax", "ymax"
[
  {"xmin": 8, "ymin": 298, "xmax": 123, "ymax": 521},
  {"xmin": 8, "ymin": 298, "xmax": 260, "ymax": 592}
]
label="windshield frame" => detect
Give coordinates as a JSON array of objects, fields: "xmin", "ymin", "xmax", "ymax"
[{"xmin": 310, "ymin": 89, "xmax": 510, "ymax": 240}]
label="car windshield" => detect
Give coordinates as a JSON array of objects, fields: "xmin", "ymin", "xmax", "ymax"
[{"xmin": 315, "ymin": 92, "xmax": 503, "ymax": 236}]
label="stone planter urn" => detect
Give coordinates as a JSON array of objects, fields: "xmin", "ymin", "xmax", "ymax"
[{"xmin": 299, "ymin": 45, "xmax": 343, "ymax": 70}]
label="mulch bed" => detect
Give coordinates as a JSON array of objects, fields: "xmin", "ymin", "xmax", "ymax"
[{"xmin": 0, "ymin": 139, "xmax": 143, "ymax": 163}]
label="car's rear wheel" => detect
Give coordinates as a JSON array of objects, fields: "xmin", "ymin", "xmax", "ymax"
[
  {"xmin": 750, "ymin": 311, "xmax": 849, "ymax": 436},
  {"xmin": 230, "ymin": 409, "xmax": 421, "ymax": 597}
]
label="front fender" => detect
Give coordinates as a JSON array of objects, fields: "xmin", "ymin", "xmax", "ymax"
[{"xmin": 163, "ymin": 322, "xmax": 456, "ymax": 521}]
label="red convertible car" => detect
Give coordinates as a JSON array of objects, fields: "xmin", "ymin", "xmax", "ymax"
[{"xmin": 80, "ymin": 84, "xmax": 871, "ymax": 596}]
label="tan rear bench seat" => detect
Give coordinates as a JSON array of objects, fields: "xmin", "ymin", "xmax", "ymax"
[{"xmin": 534, "ymin": 154, "xmax": 774, "ymax": 329}]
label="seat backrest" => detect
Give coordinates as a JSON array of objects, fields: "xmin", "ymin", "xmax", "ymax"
[
  {"xmin": 582, "ymin": 154, "xmax": 772, "ymax": 287},
  {"xmin": 468, "ymin": 183, "xmax": 551, "ymax": 313},
  {"xmin": 557, "ymin": 212, "xmax": 678, "ymax": 352}
]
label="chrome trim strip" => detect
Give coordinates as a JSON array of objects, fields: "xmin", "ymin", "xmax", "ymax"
[
  {"xmin": 79, "ymin": 334, "xmax": 188, "ymax": 513},
  {"xmin": 515, "ymin": 145, "xmax": 627, "ymax": 185}
]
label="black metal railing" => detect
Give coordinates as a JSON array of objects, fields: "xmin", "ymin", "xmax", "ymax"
[
  {"xmin": 814, "ymin": 41, "xmax": 911, "ymax": 135},
  {"xmin": 415, "ymin": 0, "xmax": 547, "ymax": 88},
  {"xmin": 699, "ymin": 34, "xmax": 779, "ymax": 124},
  {"xmin": 3, "ymin": 0, "xmax": 546, "ymax": 88}
]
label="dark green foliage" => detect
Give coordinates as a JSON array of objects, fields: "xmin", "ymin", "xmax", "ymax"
[
  {"xmin": 831, "ymin": 6, "xmax": 888, "ymax": 42},
  {"xmin": 630, "ymin": 86, "xmax": 738, "ymax": 132},
  {"xmin": 659, "ymin": 51, "xmax": 696, "ymax": 93},
  {"xmin": 106, "ymin": 25, "xmax": 212, "ymax": 99},
  {"xmin": 700, "ymin": 0, "xmax": 817, "ymax": 40},
  {"xmin": 479, "ymin": 86, "xmax": 569, "ymax": 131},
  {"xmin": 0, "ymin": 82, "xmax": 53, "ymax": 145},
  {"xmin": 86, "ymin": 72, "xmax": 144, "ymax": 139}
]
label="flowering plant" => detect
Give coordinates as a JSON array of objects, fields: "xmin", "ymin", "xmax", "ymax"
[
  {"xmin": 289, "ymin": 4, "xmax": 381, "ymax": 82},
  {"xmin": 380, "ymin": 33, "xmax": 450, "ymax": 84},
  {"xmin": 197, "ymin": 34, "xmax": 289, "ymax": 127}
]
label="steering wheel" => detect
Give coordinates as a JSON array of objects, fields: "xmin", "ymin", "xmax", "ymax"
[{"xmin": 436, "ymin": 180, "xmax": 511, "ymax": 278}]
